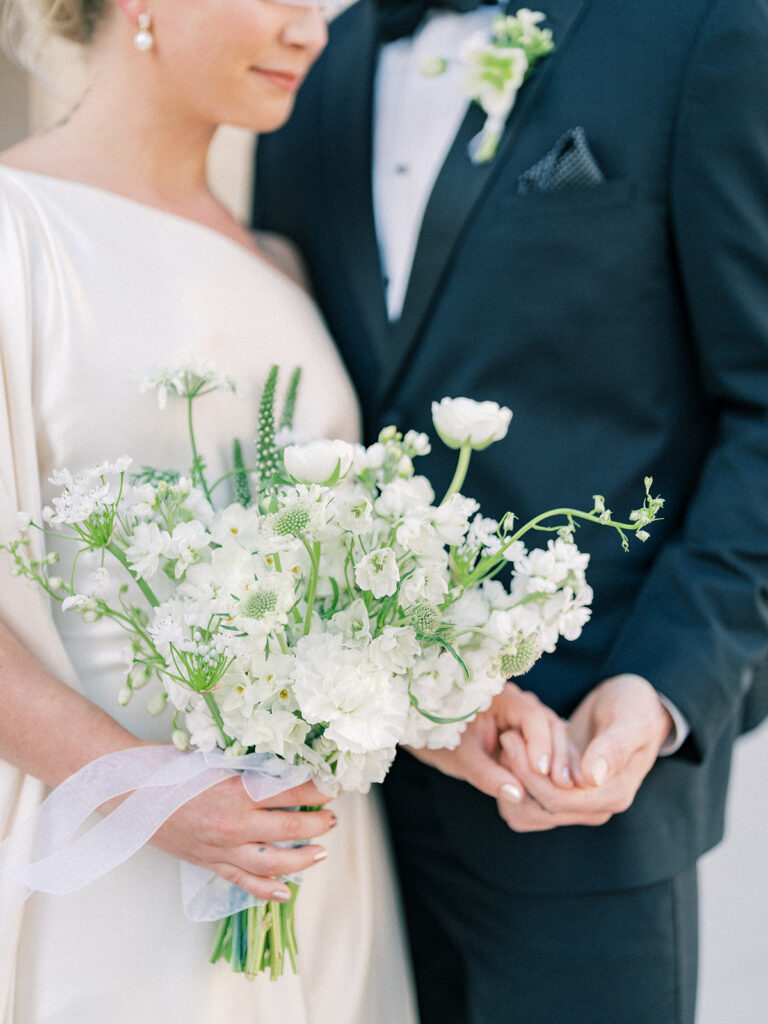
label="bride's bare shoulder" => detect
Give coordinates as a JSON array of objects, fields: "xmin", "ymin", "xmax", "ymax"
[{"xmin": 254, "ymin": 231, "xmax": 312, "ymax": 293}]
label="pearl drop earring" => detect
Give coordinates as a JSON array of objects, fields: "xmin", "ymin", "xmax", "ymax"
[{"xmin": 133, "ymin": 13, "xmax": 154, "ymax": 52}]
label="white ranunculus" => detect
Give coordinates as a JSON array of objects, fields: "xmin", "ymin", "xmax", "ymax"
[
  {"xmin": 284, "ymin": 439, "xmax": 356, "ymax": 485},
  {"xmin": 431, "ymin": 397, "xmax": 513, "ymax": 450}
]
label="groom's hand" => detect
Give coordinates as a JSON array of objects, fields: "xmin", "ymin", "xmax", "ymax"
[{"xmin": 496, "ymin": 674, "xmax": 674, "ymax": 832}]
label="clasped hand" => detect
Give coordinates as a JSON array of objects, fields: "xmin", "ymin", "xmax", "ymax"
[{"xmin": 409, "ymin": 674, "xmax": 674, "ymax": 832}]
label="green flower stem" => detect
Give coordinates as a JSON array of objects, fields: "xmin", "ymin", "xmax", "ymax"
[
  {"xmin": 209, "ymin": 916, "xmax": 230, "ymax": 964},
  {"xmin": 301, "ymin": 538, "xmax": 321, "ymax": 636},
  {"xmin": 105, "ymin": 542, "xmax": 160, "ymax": 608},
  {"xmin": 202, "ymin": 691, "xmax": 233, "ymax": 747},
  {"xmin": 440, "ymin": 443, "xmax": 473, "ymax": 504},
  {"xmin": 269, "ymin": 897, "xmax": 285, "ymax": 980},
  {"xmin": 187, "ymin": 396, "xmax": 213, "ymax": 506},
  {"xmin": 208, "ymin": 465, "xmax": 259, "ymax": 495},
  {"xmin": 245, "ymin": 904, "xmax": 267, "ymax": 977},
  {"xmin": 462, "ymin": 508, "xmax": 640, "ymax": 588},
  {"xmin": 283, "ymin": 882, "xmax": 301, "ymax": 973}
]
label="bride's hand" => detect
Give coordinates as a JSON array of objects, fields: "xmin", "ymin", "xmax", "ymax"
[{"xmin": 148, "ymin": 777, "xmax": 336, "ymax": 902}]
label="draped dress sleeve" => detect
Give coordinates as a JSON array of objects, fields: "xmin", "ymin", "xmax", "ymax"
[{"xmin": 0, "ymin": 173, "xmax": 83, "ymax": 1024}]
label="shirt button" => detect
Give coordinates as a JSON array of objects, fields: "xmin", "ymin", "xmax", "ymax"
[{"xmin": 395, "ymin": 163, "xmax": 409, "ymax": 175}]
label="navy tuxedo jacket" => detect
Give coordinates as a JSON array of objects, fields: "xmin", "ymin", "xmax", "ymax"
[{"xmin": 254, "ymin": 0, "xmax": 768, "ymax": 892}]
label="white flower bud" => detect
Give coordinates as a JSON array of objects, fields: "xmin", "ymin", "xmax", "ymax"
[
  {"xmin": 420, "ymin": 55, "xmax": 448, "ymax": 77},
  {"xmin": 117, "ymin": 686, "xmax": 133, "ymax": 706},
  {"xmin": 147, "ymin": 693, "xmax": 168, "ymax": 716},
  {"xmin": 172, "ymin": 729, "xmax": 190, "ymax": 752},
  {"xmin": 47, "ymin": 576, "xmax": 64, "ymax": 591},
  {"xmin": 225, "ymin": 740, "xmax": 245, "ymax": 757}
]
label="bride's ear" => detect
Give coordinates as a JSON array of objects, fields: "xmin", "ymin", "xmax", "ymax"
[{"xmin": 114, "ymin": 0, "xmax": 145, "ymax": 26}]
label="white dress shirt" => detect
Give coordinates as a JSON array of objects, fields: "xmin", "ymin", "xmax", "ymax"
[
  {"xmin": 372, "ymin": 10, "xmax": 689, "ymax": 754},
  {"xmin": 373, "ymin": 7, "xmax": 498, "ymax": 321}
]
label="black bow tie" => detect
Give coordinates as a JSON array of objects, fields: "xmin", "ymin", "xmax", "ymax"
[{"xmin": 376, "ymin": 0, "xmax": 499, "ymax": 43}]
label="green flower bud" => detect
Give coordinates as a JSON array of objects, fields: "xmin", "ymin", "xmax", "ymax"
[
  {"xmin": 411, "ymin": 601, "xmax": 442, "ymax": 636},
  {"xmin": 274, "ymin": 506, "xmax": 310, "ymax": 536},
  {"xmin": 242, "ymin": 591, "xmax": 278, "ymax": 619},
  {"xmin": 500, "ymin": 635, "xmax": 541, "ymax": 678}
]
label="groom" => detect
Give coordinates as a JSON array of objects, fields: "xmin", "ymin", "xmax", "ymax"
[{"xmin": 253, "ymin": 0, "xmax": 768, "ymax": 1020}]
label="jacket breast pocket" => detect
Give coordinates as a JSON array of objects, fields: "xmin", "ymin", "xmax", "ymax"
[{"xmin": 499, "ymin": 178, "xmax": 635, "ymax": 216}]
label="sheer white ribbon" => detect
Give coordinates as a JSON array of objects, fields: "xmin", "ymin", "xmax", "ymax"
[{"xmin": 0, "ymin": 745, "xmax": 311, "ymax": 922}]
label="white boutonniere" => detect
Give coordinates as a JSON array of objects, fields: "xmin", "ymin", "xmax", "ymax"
[{"xmin": 423, "ymin": 9, "xmax": 555, "ymax": 164}]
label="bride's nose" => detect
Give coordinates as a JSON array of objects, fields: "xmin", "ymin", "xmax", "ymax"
[{"xmin": 282, "ymin": 6, "xmax": 328, "ymax": 50}]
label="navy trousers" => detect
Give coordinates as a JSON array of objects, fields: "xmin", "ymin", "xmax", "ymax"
[{"xmin": 383, "ymin": 754, "xmax": 698, "ymax": 1024}]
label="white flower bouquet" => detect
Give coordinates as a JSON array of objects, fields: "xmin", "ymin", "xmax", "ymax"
[{"xmin": 2, "ymin": 363, "xmax": 662, "ymax": 979}]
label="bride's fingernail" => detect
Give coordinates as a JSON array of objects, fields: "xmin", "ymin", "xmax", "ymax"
[
  {"xmin": 561, "ymin": 765, "xmax": 572, "ymax": 783},
  {"xmin": 591, "ymin": 756, "xmax": 608, "ymax": 787},
  {"xmin": 272, "ymin": 889, "xmax": 291, "ymax": 902},
  {"xmin": 313, "ymin": 849, "xmax": 328, "ymax": 863},
  {"xmin": 537, "ymin": 754, "xmax": 550, "ymax": 775},
  {"xmin": 501, "ymin": 782, "xmax": 523, "ymax": 803}
]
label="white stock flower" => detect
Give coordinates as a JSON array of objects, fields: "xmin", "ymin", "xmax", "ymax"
[
  {"xmin": 431, "ymin": 493, "xmax": 479, "ymax": 545},
  {"xmin": 370, "ymin": 626, "xmax": 422, "ymax": 674},
  {"xmin": 292, "ymin": 634, "xmax": 410, "ymax": 753},
  {"xmin": 125, "ymin": 522, "xmax": 172, "ymax": 579},
  {"xmin": 396, "ymin": 516, "xmax": 436, "ymax": 555},
  {"xmin": 169, "ymin": 521, "xmax": 210, "ymax": 578},
  {"xmin": 461, "ymin": 34, "xmax": 528, "ymax": 119},
  {"xmin": 335, "ymin": 495, "xmax": 374, "ymax": 535},
  {"xmin": 374, "ymin": 477, "xmax": 435, "ymax": 518},
  {"xmin": 398, "ymin": 562, "xmax": 450, "ymax": 607},
  {"xmin": 431, "ymin": 397, "xmax": 512, "ymax": 450},
  {"xmin": 354, "ymin": 547, "xmax": 400, "ymax": 598},
  {"xmin": 284, "ymin": 439, "xmax": 356, "ymax": 485}
]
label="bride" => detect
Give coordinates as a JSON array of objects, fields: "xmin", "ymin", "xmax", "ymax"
[
  {"xmin": 0, "ymin": 1, "xmax": 573, "ymax": 1020},
  {"xmin": 0, "ymin": 0, "xmax": 420, "ymax": 1021}
]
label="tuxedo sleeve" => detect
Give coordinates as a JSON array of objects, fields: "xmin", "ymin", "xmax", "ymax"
[{"xmin": 597, "ymin": 0, "xmax": 768, "ymax": 759}]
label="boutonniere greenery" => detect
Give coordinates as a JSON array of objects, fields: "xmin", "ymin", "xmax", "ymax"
[{"xmin": 422, "ymin": 9, "xmax": 555, "ymax": 164}]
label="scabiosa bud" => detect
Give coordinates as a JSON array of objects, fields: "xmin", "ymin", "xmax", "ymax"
[
  {"xmin": 273, "ymin": 506, "xmax": 310, "ymax": 536},
  {"xmin": 410, "ymin": 601, "xmax": 442, "ymax": 637},
  {"xmin": 499, "ymin": 635, "xmax": 541, "ymax": 678},
  {"xmin": 242, "ymin": 591, "xmax": 278, "ymax": 619}
]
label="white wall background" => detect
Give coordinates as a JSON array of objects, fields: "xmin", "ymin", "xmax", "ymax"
[{"xmin": 1, "ymin": 41, "xmax": 767, "ymax": 1024}]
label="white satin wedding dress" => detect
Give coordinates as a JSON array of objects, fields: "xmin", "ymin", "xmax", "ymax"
[{"xmin": 0, "ymin": 165, "xmax": 417, "ymax": 1024}]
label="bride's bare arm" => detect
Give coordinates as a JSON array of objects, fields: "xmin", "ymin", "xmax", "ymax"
[{"xmin": 0, "ymin": 617, "xmax": 334, "ymax": 901}]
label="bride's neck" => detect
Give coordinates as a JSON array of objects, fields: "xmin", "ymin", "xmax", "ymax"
[{"xmin": 6, "ymin": 41, "xmax": 222, "ymax": 216}]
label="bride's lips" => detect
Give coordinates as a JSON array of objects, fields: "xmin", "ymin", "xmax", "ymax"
[{"xmin": 252, "ymin": 67, "xmax": 304, "ymax": 92}]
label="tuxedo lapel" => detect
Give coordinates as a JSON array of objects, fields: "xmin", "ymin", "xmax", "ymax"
[
  {"xmin": 320, "ymin": 2, "xmax": 391, "ymax": 368},
  {"xmin": 382, "ymin": 0, "xmax": 586, "ymax": 400}
]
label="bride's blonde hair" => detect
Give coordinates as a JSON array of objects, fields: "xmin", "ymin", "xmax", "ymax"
[{"xmin": 1, "ymin": 0, "xmax": 105, "ymax": 68}]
